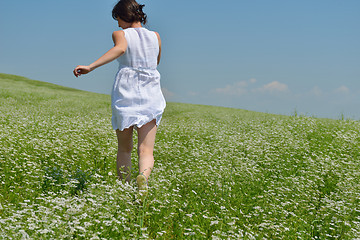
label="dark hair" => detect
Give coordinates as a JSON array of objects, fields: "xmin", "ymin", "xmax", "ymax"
[{"xmin": 112, "ymin": 0, "xmax": 147, "ymax": 24}]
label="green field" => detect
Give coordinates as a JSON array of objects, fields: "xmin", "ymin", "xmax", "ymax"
[{"xmin": 1, "ymin": 73, "xmax": 360, "ymax": 239}]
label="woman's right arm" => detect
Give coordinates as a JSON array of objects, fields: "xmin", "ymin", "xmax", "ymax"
[{"xmin": 73, "ymin": 31, "xmax": 127, "ymax": 77}]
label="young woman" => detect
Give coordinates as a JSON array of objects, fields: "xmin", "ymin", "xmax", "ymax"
[{"xmin": 73, "ymin": 0, "xmax": 166, "ymax": 195}]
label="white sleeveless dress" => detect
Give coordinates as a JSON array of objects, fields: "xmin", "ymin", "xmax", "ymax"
[{"xmin": 111, "ymin": 28, "xmax": 166, "ymax": 131}]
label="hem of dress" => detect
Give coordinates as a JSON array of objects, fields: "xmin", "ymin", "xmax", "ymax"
[{"xmin": 113, "ymin": 112, "xmax": 163, "ymax": 131}]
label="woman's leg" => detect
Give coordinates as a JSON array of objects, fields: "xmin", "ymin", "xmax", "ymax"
[
  {"xmin": 116, "ymin": 127, "xmax": 134, "ymax": 182},
  {"xmin": 137, "ymin": 119, "xmax": 157, "ymax": 180}
]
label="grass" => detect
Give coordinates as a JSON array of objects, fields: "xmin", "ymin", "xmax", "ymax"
[{"xmin": 0, "ymin": 73, "xmax": 360, "ymax": 239}]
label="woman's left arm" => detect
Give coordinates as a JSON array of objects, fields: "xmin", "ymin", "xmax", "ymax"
[{"xmin": 74, "ymin": 31, "xmax": 127, "ymax": 77}]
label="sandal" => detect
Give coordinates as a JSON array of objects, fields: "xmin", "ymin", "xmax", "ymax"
[{"xmin": 136, "ymin": 173, "xmax": 148, "ymax": 197}]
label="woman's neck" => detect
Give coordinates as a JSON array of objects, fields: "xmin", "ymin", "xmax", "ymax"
[{"xmin": 123, "ymin": 21, "xmax": 142, "ymax": 29}]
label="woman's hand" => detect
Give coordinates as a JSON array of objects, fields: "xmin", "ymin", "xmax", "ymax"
[{"xmin": 73, "ymin": 65, "xmax": 91, "ymax": 77}]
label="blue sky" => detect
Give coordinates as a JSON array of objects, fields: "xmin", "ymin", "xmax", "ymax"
[{"xmin": 1, "ymin": 0, "xmax": 359, "ymax": 119}]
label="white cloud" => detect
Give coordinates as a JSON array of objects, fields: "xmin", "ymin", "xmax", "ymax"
[
  {"xmin": 249, "ymin": 78, "xmax": 257, "ymax": 84},
  {"xmin": 161, "ymin": 88, "xmax": 175, "ymax": 99},
  {"xmin": 309, "ymin": 86, "xmax": 323, "ymax": 97},
  {"xmin": 215, "ymin": 81, "xmax": 247, "ymax": 95},
  {"xmin": 214, "ymin": 79, "xmax": 290, "ymax": 96},
  {"xmin": 334, "ymin": 85, "xmax": 350, "ymax": 94},
  {"xmin": 187, "ymin": 91, "xmax": 198, "ymax": 96},
  {"xmin": 254, "ymin": 81, "xmax": 289, "ymax": 93},
  {"xmin": 214, "ymin": 79, "xmax": 256, "ymax": 96}
]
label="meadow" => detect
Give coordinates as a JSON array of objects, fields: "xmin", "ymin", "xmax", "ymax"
[{"xmin": 0, "ymin": 73, "xmax": 360, "ymax": 239}]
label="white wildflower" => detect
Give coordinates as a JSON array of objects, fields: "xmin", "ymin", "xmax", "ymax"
[{"xmin": 210, "ymin": 220, "xmax": 219, "ymax": 226}]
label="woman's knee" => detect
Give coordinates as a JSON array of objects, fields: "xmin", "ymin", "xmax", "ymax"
[{"xmin": 137, "ymin": 145, "xmax": 153, "ymax": 157}]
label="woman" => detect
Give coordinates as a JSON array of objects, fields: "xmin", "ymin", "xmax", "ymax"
[{"xmin": 73, "ymin": 0, "xmax": 166, "ymax": 196}]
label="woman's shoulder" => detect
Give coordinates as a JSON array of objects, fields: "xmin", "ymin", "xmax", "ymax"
[
  {"xmin": 112, "ymin": 30, "xmax": 126, "ymax": 46},
  {"xmin": 143, "ymin": 29, "xmax": 160, "ymax": 41},
  {"xmin": 153, "ymin": 31, "xmax": 160, "ymax": 38},
  {"xmin": 112, "ymin": 30, "xmax": 125, "ymax": 36},
  {"xmin": 112, "ymin": 30, "xmax": 126, "ymax": 40},
  {"xmin": 144, "ymin": 28, "xmax": 159, "ymax": 35}
]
